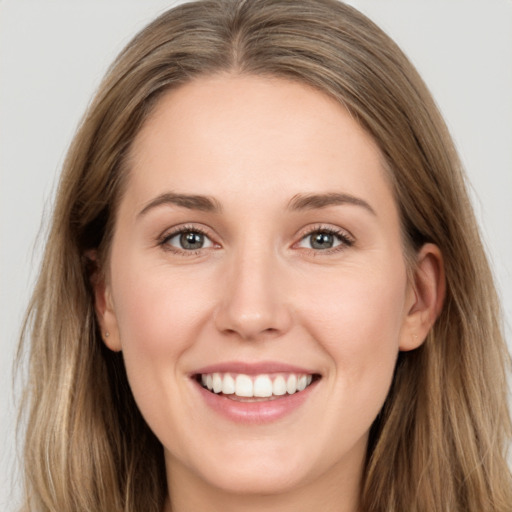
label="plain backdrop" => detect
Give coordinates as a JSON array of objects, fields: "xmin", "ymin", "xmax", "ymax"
[{"xmin": 1, "ymin": 0, "xmax": 511, "ymax": 509}]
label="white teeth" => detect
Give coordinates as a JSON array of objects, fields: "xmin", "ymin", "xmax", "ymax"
[
  {"xmin": 253, "ymin": 375, "xmax": 273, "ymax": 397},
  {"xmin": 286, "ymin": 374, "xmax": 297, "ymax": 394},
  {"xmin": 222, "ymin": 374, "xmax": 235, "ymax": 395},
  {"xmin": 212, "ymin": 373, "xmax": 222, "ymax": 393},
  {"xmin": 200, "ymin": 372, "xmax": 316, "ymax": 398},
  {"xmin": 272, "ymin": 375, "xmax": 287, "ymax": 396},
  {"xmin": 235, "ymin": 374, "xmax": 253, "ymax": 397}
]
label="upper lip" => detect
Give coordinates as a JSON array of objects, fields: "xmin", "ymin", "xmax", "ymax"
[{"xmin": 192, "ymin": 361, "xmax": 319, "ymax": 376}]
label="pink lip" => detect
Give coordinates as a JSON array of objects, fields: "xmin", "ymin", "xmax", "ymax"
[
  {"xmin": 192, "ymin": 360, "xmax": 317, "ymax": 376},
  {"xmin": 190, "ymin": 361, "xmax": 320, "ymax": 424},
  {"xmin": 196, "ymin": 383, "xmax": 318, "ymax": 424}
]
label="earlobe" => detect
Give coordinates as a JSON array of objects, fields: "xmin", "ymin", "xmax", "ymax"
[
  {"xmin": 88, "ymin": 251, "xmax": 122, "ymax": 352},
  {"xmin": 95, "ymin": 280, "xmax": 122, "ymax": 352},
  {"xmin": 399, "ymin": 243, "xmax": 445, "ymax": 351}
]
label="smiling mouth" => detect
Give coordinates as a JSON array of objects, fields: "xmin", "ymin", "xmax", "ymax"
[{"xmin": 195, "ymin": 372, "xmax": 321, "ymax": 401}]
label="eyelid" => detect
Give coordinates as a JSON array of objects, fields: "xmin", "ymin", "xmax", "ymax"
[
  {"xmin": 158, "ymin": 223, "xmax": 220, "ymax": 254},
  {"xmin": 156, "ymin": 222, "xmax": 354, "ymax": 256},
  {"xmin": 293, "ymin": 224, "xmax": 355, "ymax": 252}
]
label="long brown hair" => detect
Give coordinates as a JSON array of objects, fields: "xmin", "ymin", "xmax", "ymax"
[{"xmin": 18, "ymin": 1, "xmax": 512, "ymax": 510}]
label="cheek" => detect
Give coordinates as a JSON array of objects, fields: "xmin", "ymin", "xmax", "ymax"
[
  {"xmin": 108, "ymin": 255, "xmax": 219, "ymax": 435},
  {"xmin": 108, "ymin": 255, "xmax": 218, "ymax": 425},
  {"xmin": 301, "ymin": 259, "xmax": 407, "ymax": 407},
  {"xmin": 111, "ymin": 257, "xmax": 210, "ymax": 354}
]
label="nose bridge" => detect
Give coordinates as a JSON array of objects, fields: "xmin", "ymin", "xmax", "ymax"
[{"xmin": 214, "ymin": 236, "xmax": 291, "ymax": 340}]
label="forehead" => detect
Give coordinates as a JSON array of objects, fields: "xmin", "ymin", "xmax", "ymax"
[{"xmin": 124, "ymin": 73, "xmax": 396, "ymax": 218}]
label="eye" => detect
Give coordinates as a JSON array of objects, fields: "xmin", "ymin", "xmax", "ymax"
[
  {"xmin": 162, "ymin": 228, "xmax": 215, "ymax": 252},
  {"xmin": 297, "ymin": 227, "xmax": 354, "ymax": 251}
]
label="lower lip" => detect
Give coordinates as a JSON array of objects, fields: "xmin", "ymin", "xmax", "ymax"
[{"xmin": 194, "ymin": 379, "xmax": 318, "ymax": 424}]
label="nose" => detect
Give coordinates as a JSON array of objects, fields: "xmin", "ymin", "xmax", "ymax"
[{"xmin": 213, "ymin": 246, "xmax": 293, "ymax": 341}]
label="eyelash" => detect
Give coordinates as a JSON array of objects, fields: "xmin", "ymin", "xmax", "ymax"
[
  {"xmin": 158, "ymin": 224, "xmax": 215, "ymax": 256},
  {"xmin": 157, "ymin": 224, "xmax": 355, "ymax": 256},
  {"xmin": 296, "ymin": 224, "xmax": 355, "ymax": 255}
]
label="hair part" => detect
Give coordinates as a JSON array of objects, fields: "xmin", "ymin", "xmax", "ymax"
[{"xmin": 18, "ymin": 1, "xmax": 512, "ymax": 511}]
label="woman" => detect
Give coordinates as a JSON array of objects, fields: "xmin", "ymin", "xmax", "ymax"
[{"xmin": 17, "ymin": 0, "xmax": 512, "ymax": 510}]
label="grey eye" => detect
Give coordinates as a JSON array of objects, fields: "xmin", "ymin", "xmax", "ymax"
[
  {"xmin": 309, "ymin": 232, "xmax": 336, "ymax": 249},
  {"xmin": 180, "ymin": 232, "xmax": 205, "ymax": 250},
  {"xmin": 298, "ymin": 230, "xmax": 345, "ymax": 250},
  {"xmin": 166, "ymin": 230, "xmax": 214, "ymax": 250}
]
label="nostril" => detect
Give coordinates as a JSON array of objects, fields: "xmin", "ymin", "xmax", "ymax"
[{"xmin": 212, "ymin": 285, "xmax": 294, "ymax": 341}]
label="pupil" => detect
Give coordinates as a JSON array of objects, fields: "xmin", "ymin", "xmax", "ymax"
[
  {"xmin": 311, "ymin": 232, "xmax": 333, "ymax": 249},
  {"xmin": 180, "ymin": 232, "xmax": 204, "ymax": 250}
]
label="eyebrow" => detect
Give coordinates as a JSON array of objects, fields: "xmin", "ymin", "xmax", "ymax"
[
  {"xmin": 138, "ymin": 192, "xmax": 222, "ymax": 217},
  {"xmin": 138, "ymin": 191, "xmax": 375, "ymax": 218},
  {"xmin": 287, "ymin": 192, "xmax": 376, "ymax": 215}
]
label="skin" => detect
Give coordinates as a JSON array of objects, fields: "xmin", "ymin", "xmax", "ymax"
[{"xmin": 95, "ymin": 74, "xmax": 444, "ymax": 512}]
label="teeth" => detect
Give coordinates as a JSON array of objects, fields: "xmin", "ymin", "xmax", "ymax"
[
  {"xmin": 272, "ymin": 375, "xmax": 287, "ymax": 396},
  {"xmin": 253, "ymin": 375, "xmax": 273, "ymax": 397},
  {"xmin": 235, "ymin": 375, "xmax": 253, "ymax": 397},
  {"xmin": 212, "ymin": 373, "xmax": 223, "ymax": 393},
  {"xmin": 222, "ymin": 374, "xmax": 235, "ymax": 395},
  {"xmin": 199, "ymin": 372, "xmax": 316, "ymax": 398},
  {"xmin": 286, "ymin": 374, "xmax": 297, "ymax": 394}
]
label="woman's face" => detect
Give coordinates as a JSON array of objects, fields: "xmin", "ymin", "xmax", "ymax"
[{"xmin": 99, "ymin": 75, "xmax": 425, "ymax": 501}]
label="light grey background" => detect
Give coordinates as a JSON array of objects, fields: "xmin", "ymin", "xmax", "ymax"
[{"xmin": 1, "ymin": 0, "xmax": 511, "ymax": 509}]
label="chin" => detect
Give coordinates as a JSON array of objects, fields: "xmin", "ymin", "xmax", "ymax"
[
  {"xmin": 200, "ymin": 461, "xmax": 308, "ymax": 496},
  {"xmin": 167, "ymin": 440, "xmax": 317, "ymax": 497}
]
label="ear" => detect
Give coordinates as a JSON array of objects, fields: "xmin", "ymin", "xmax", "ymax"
[
  {"xmin": 87, "ymin": 250, "xmax": 122, "ymax": 352},
  {"xmin": 399, "ymin": 243, "xmax": 445, "ymax": 351}
]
